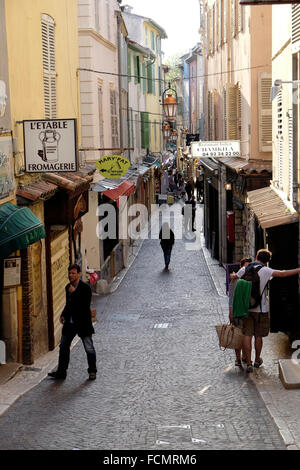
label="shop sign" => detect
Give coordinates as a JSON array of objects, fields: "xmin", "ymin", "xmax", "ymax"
[
  {"xmin": 3, "ymin": 257, "xmax": 21, "ymax": 288},
  {"xmin": 96, "ymin": 155, "xmax": 130, "ymax": 179},
  {"xmin": 191, "ymin": 141, "xmax": 240, "ymax": 158},
  {"xmin": 23, "ymin": 119, "xmax": 77, "ymax": 173},
  {"xmin": 0, "ymin": 133, "xmax": 14, "ymax": 199}
]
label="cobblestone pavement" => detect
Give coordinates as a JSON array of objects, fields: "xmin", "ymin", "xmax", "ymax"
[{"xmin": 0, "ymin": 204, "xmax": 286, "ymax": 450}]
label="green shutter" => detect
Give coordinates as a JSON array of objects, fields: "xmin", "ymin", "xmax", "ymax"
[
  {"xmin": 152, "ymin": 64, "xmax": 155, "ymax": 95},
  {"xmin": 158, "ymin": 66, "xmax": 162, "ymax": 96},
  {"xmin": 151, "ymin": 31, "xmax": 155, "ymax": 50},
  {"xmin": 141, "ymin": 112, "xmax": 150, "ymax": 149},
  {"xmin": 128, "ymin": 51, "xmax": 131, "ymax": 82},
  {"xmin": 134, "ymin": 56, "xmax": 140, "ymax": 84},
  {"xmin": 142, "ymin": 63, "xmax": 146, "ymax": 94},
  {"xmin": 147, "ymin": 63, "xmax": 152, "ymax": 94}
]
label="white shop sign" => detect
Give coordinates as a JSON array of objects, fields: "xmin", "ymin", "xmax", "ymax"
[
  {"xmin": 191, "ymin": 141, "xmax": 240, "ymax": 158},
  {"xmin": 23, "ymin": 119, "xmax": 77, "ymax": 173}
]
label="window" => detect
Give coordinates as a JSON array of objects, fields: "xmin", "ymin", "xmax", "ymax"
[
  {"xmin": 145, "ymin": 26, "xmax": 148, "ymax": 46},
  {"xmin": 98, "ymin": 85, "xmax": 104, "ymax": 151},
  {"xmin": 151, "ymin": 31, "xmax": 155, "ymax": 51},
  {"xmin": 147, "ymin": 62, "xmax": 153, "ymax": 94},
  {"xmin": 95, "ymin": 0, "xmax": 100, "ymax": 32},
  {"xmin": 223, "ymin": 0, "xmax": 227, "ymax": 43},
  {"xmin": 134, "ymin": 56, "xmax": 140, "ymax": 84},
  {"xmin": 258, "ymin": 72, "xmax": 272, "ymax": 152},
  {"xmin": 277, "ymin": 90, "xmax": 283, "ymax": 188},
  {"xmin": 41, "ymin": 14, "xmax": 57, "ymax": 119},
  {"xmin": 141, "ymin": 112, "xmax": 150, "ymax": 149},
  {"xmin": 141, "ymin": 63, "xmax": 146, "ymax": 94},
  {"xmin": 128, "ymin": 51, "xmax": 132, "ymax": 82},
  {"xmin": 110, "ymin": 89, "xmax": 119, "ymax": 148},
  {"xmin": 288, "ymin": 109, "xmax": 293, "ymax": 202},
  {"xmin": 223, "ymin": 83, "xmax": 238, "ymax": 139}
]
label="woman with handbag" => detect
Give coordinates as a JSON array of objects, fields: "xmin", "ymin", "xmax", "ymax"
[{"xmin": 228, "ymin": 257, "xmax": 252, "ymax": 367}]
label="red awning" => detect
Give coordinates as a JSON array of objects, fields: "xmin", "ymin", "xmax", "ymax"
[{"xmin": 103, "ymin": 180, "xmax": 135, "ymax": 206}]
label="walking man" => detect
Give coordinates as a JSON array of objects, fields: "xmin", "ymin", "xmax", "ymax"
[
  {"xmin": 233, "ymin": 249, "xmax": 300, "ymax": 372},
  {"xmin": 159, "ymin": 222, "xmax": 175, "ymax": 270},
  {"xmin": 48, "ymin": 264, "xmax": 97, "ymax": 380}
]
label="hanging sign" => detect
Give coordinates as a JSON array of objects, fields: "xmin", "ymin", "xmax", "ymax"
[
  {"xmin": 23, "ymin": 119, "xmax": 77, "ymax": 172},
  {"xmin": 96, "ymin": 155, "xmax": 130, "ymax": 179},
  {"xmin": 191, "ymin": 141, "xmax": 240, "ymax": 158}
]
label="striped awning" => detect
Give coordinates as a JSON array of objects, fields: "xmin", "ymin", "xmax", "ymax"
[{"xmin": 247, "ymin": 186, "xmax": 298, "ymax": 229}]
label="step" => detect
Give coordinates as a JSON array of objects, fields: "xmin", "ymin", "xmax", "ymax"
[{"xmin": 278, "ymin": 359, "xmax": 300, "ymax": 389}]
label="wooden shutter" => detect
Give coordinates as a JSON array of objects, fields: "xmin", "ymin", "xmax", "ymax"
[
  {"xmin": 152, "ymin": 64, "xmax": 156, "ymax": 95},
  {"xmin": 208, "ymin": 90, "xmax": 218, "ymax": 140},
  {"xmin": 128, "ymin": 51, "xmax": 132, "ymax": 82},
  {"xmin": 224, "ymin": 83, "xmax": 238, "ymax": 140},
  {"xmin": 292, "ymin": 4, "xmax": 300, "ymax": 48},
  {"xmin": 42, "ymin": 14, "xmax": 57, "ymax": 119},
  {"xmin": 237, "ymin": 82, "xmax": 242, "ymax": 140},
  {"xmin": 288, "ymin": 109, "xmax": 293, "ymax": 202},
  {"xmin": 142, "ymin": 63, "xmax": 146, "ymax": 94},
  {"xmin": 110, "ymin": 89, "xmax": 119, "ymax": 148},
  {"xmin": 224, "ymin": 0, "xmax": 227, "ymax": 43},
  {"xmin": 147, "ymin": 62, "xmax": 153, "ymax": 93},
  {"xmin": 258, "ymin": 72, "xmax": 272, "ymax": 152},
  {"xmin": 134, "ymin": 56, "xmax": 140, "ymax": 84},
  {"xmin": 141, "ymin": 112, "xmax": 149, "ymax": 149},
  {"xmin": 277, "ymin": 90, "xmax": 283, "ymax": 188},
  {"xmin": 98, "ymin": 85, "xmax": 104, "ymax": 149}
]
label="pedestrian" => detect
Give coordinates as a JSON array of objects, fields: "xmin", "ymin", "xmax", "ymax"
[
  {"xmin": 232, "ymin": 249, "xmax": 300, "ymax": 373},
  {"xmin": 159, "ymin": 222, "xmax": 175, "ymax": 270},
  {"xmin": 228, "ymin": 257, "xmax": 252, "ymax": 367},
  {"xmin": 185, "ymin": 180, "xmax": 193, "ymax": 200},
  {"xmin": 183, "ymin": 195, "xmax": 196, "ymax": 232},
  {"xmin": 48, "ymin": 263, "xmax": 97, "ymax": 380},
  {"xmin": 195, "ymin": 175, "xmax": 204, "ymax": 202}
]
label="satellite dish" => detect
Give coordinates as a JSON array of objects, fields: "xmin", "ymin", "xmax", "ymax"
[{"xmin": 0, "ymin": 80, "xmax": 7, "ymax": 118}]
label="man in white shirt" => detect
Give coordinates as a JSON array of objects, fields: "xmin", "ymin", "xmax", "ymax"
[{"xmin": 235, "ymin": 249, "xmax": 300, "ymax": 373}]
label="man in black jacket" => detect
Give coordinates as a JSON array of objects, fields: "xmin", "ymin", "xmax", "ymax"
[{"xmin": 48, "ymin": 264, "xmax": 97, "ymax": 380}]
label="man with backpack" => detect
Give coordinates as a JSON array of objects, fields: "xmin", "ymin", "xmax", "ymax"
[{"xmin": 232, "ymin": 249, "xmax": 300, "ymax": 373}]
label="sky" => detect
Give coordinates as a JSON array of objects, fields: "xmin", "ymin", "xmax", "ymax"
[{"xmin": 122, "ymin": 0, "xmax": 201, "ymax": 60}]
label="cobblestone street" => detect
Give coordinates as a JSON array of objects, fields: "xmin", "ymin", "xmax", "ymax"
[{"xmin": 0, "ymin": 205, "xmax": 286, "ymax": 450}]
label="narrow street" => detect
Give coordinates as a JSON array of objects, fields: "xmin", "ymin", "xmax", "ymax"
[{"xmin": 0, "ymin": 204, "xmax": 285, "ymax": 450}]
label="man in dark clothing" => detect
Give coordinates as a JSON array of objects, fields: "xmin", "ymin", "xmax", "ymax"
[
  {"xmin": 48, "ymin": 264, "xmax": 97, "ymax": 380},
  {"xmin": 184, "ymin": 195, "xmax": 197, "ymax": 231},
  {"xmin": 185, "ymin": 180, "xmax": 193, "ymax": 200},
  {"xmin": 159, "ymin": 222, "xmax": 175, "ymax": 270},
  {"xmin": 195, "ymin": 175, "xmax": 204, "ymax": 202}
]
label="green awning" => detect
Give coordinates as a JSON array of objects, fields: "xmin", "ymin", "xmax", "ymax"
[{"xmin": 0, "ymin": 203, "xmax": 46, "ymax": 259}]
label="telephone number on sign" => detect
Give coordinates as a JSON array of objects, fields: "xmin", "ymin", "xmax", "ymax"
[{"xmin": 200, "ymin": 151, "xmax": 240, "ymax": 157}]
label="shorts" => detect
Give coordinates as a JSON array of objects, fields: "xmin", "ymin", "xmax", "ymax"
[
  {"xmin": 233, "ymin": 318, "xmax": 244, "ymax": 329},
  {"xmin": 242, "ymin": 312, "xmax": 270, "ymax": 338}
]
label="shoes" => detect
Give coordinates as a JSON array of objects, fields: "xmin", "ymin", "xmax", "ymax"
[
  {"xmin": 242, "ymin": 358, "xmax": 247, "ymax": 364},
  {"xmin": 89, "ymin": 372, "xmax": 97, "ymax": 380},
  {"xmin": 254, "ymin": 358, "xmax": 263, "ymax": 368},
  {"xmin": 48, "ymin": 371, "xmax": 66, "ymax": 380},
  {"xmin": 246, "ymin": 364, "xmax": 253, "ymax": 373},
  {"xmin": 235, "ymin": 360, "xmax": 243, "ymax": 367}
]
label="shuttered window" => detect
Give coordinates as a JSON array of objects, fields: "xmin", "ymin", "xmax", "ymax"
[
  {"xmin": 41, "ymin": 14, "xmax": 57, "ymax": 119},
  {"xmin": 141, "ymin": 112, "xmax": 150, "ymax": 149},
  {"xmin": 142, "ymin": 63, "xmax": 146, "ymax": 94},
  {"xmin": 110, "ymin": 89, "xmax": 119, "ymax": 148},
  {"xmin": 95, "ymin": 0, "xmax": 100, "ymax": 32},
  {"xmin": 223, "ymin": 0, "xmax": 227, "ymax": 43},
  {"xmin": 292, "ymin": 4, "xmax": 300, "ymax": 48},
  {"xmin": 134, "ymin": 56, "xmax": 140, "ymax": 84},
  {"xmin": 128, "ymin": 51, "xmax": 132, "ymax": 82},
  {"xmin": 258, "ymin": 72, "xmax": 272, "ymax": 152},
  {"xmin": 147, "ymin": 62, "xmax": 153, "ymax": 94},
  {"xmin": 288, "ymin": 109, "xmax": 293, "ymax": 202},
  {"xmin": 98, "ymin": 85, "xmax": 104, "ymax": 150},
  {"xmin": 277, "ymin": 90, "xmax": 283, "ymax": 189},
  {"xmin": 208, "ymin": 90, "xmax": 217, "ymax": 140},
  {"xmin": 223, "ymin": 83, "xmax": 238, "ymax": 139}
]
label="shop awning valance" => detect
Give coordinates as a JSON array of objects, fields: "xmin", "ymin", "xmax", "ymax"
[
  {"xmin": 103, "ymin": 181, "xmax": 135, "ymax": 205},
  {"xmin": 247, "ymin": 186, "xmax": 299, "ymax": 229},
  {"xmin": 0, "ymin": 203, "xmax": 46, "ymax": 259}
]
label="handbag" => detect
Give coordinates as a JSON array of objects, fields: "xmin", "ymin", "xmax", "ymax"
[{"xmin": 215, "ymin": 323, "xmax": 244, "ymax": 350}]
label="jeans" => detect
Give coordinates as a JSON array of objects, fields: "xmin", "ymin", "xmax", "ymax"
[
  {"xmin": 57, "ymin": 323, "xmax": 97, "ymax": 374},
  {"xmin": 162, "ymin": 246, "xmax": 172, "ymax": 266}
]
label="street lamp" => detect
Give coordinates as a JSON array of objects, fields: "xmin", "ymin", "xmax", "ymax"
[
  {"xmin": 162, "ymin": 82, "xmax": 178, "ymax": 122},
  {"xmin": 162, "ymin": 122, "xmax": 171, "ymax": 139}
]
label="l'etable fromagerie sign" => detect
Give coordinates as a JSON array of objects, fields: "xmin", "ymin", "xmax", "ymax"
[{"xmin": 23, "ymin": 119, "xmax": 77, "ymax": 172}]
